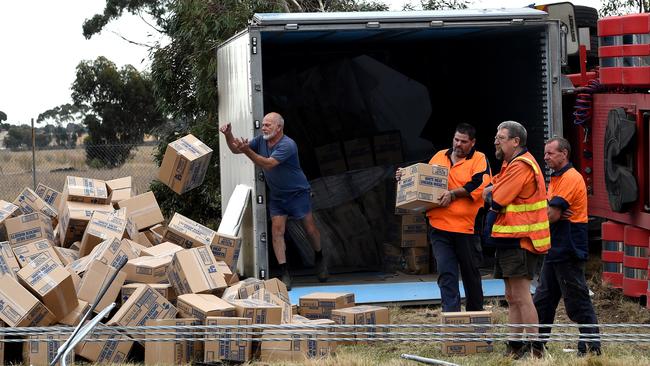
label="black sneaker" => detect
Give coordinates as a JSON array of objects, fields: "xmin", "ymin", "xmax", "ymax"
[
  {"xmin": 577, "ymin": 347, "xmax": 602, "ymax": 357},
  {"xmin": 315, "ymin": 255, "xmax": 329, "ymax": 283},
  {"xmin": 504, "ymin": 341, "xmax": 525, "ymax": 359},
  {"xmin": 530, "ymin": 341, "xmax": 546, "ymax": 358},
  {"xmin": 281, "ymin": 271, "xmax": 292, "ymax": 291}
]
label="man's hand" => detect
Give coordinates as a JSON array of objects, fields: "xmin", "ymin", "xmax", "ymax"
[
  {"xmin": 395, "ymin": 168, "xmax": 403, "ymax": 181},
  {"xmin": 482, "ymin": 186, "xmax": 493, "ymax": 202},
  {"xmin": 219, "ymin": 123, "xmax": 232, "ymax": 136},
  {"xmin": 439, "ymin": 191, "xmax": 453, "ymax": 207},
  {"xmin": 561, "ymin": 208, "xmax": 574, "ymax": 220},
  {"xmin": 233, "ymin": 138, "xmax": 250, "ymax": 153}
]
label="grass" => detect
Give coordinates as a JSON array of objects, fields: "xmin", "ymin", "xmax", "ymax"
[{"xmin": 0, "ymin": 146, "xmax": 158, "ymax": 201}]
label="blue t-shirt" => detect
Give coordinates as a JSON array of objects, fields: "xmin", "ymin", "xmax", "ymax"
[{"xmin": 249, "ymin": 135, "xmax": 310, "ymax": 201}]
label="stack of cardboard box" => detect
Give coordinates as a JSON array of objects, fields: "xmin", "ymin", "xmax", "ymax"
[
  {"xmin": 441, "ymin": 311, "xmax": 494, "ymax": 355},
  {"xmin": 0, "ymin": 133, "xmax": 403, "ymax": 365}
]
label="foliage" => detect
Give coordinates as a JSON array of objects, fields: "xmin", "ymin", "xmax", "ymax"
[
  {"xmin": 3, "ymin": 125, "xmax": 51, "ymax": 150},
  {"xmin": 83, "ymin": 0, "xmax": 390, "ymax": 226},
  {"xmin": 600, "ymin": 0, "xmax": 649, "ymax": 15},
  {"xmin": 0, "ymin": 111, "xmax": 6, "ymax": 122},
  {"xmin": 71, "ymin": 56, "xmax": 166, "ymax": 168},
  {"xmin": 402, "ymin": 0, "xmax": 469, "ymax": 10}
]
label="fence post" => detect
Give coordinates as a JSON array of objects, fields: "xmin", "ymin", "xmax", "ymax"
[{"xmin": 31, "ymin": 118, "xmax": 36, "ymax": 190}]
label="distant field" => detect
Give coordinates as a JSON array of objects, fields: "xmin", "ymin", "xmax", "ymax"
[{"xmin": 0, "ymin": 145, "xmax": 158, "ymax": 201}]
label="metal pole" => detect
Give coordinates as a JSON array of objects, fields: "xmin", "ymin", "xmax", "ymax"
[
  {"xmin": 31, "ymin": 118, "xmax": 36, "ymax": 189},
  {"xmin": 401, "ymin": 354, "xmax": 460, "ymax": 366}
]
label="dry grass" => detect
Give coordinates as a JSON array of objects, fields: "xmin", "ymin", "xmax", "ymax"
[{"xmin": 0, "ymin": 146, "xmax": 158, "ymax": 201}]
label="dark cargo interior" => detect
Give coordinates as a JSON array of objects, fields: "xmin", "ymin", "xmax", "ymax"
[{"xmin": 259, "ymin": 25, "xmax": 552, "ymax": 277}]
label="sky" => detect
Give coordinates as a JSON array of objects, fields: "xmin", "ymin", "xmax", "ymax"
[{"xmin": 0, "ymin": 0, "xmax": 603, "ymax": 126}]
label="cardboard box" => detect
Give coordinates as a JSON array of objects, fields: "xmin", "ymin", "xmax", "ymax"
[
  {"xmin": 76, "ymin": 328, "xmax": 133, "ymax": 363},
  {"xmin": 123, "ymin": 238, "xmax": 148, "ymax": 256},
  {"xmin": 17, "ymin": 258, "xmax": 78, "ymax": 321},
  {"xmin": 145, "ymin": 318, "xmax": 203, "ymax": 365},
  {"xmin": 12, "ymin": 239, "xmax": 62, "ymax": 268},
  {"xmin": 89, "ymin": 237, "xmax": 137, "ymax": 269},
  {"xmin": 168, "ymin": 246, "xmax": 228, "ymax": 295},
  {"xmin": 331, "ymin": 305, "xmax": 390, "ymax": 344},
  {"xmin": 163, "ymin": 212, "xmax": 216, "ymax": 249},
  {"xmin": 315, "ymin": 142, "xmax": 347, "ymax": 176},
  {"xmin": 205, "ymin": 316, "xmax": 253, "ymax": 363},
  {"xmin": 158, "ymin": 133, "xmax": 213, "ymax": 194},
  {"xmin": 0, "ymin": 274, "xmax": 54, "ymax": 327},
  {"xmin": 140, "ymin": 241, "xmax": 184, "ymax": 257},
  {"xmin": 396, "ymin": 163, "xmax": 449, "ymax": 212},
  {"xmin": 250, "ymin": 288, "xmax": 292, "ymax": 324},
  {"xmin": 35, "ymin": 183, "xmax": 62, "ymax": 210},
  {"xmin": 222, "ymin": 277, "xmax": 265, "ymax": 300},
  {"xmin": 124, "ymin": 255, "xmax": 172, "ymax": 284},
  {"xmin": 59, "ymin": 299, "xmax": 89, "ymax": 326},
  {"xmin": 62, "ymin": 176, "xmax": 109, "ymax": 204},
  {"xmin": 0, "ymin": 200, "xmax": 20, "ymax": 241},
  {"xmin": 344, "ymin": 137, "xmax": 374, "ymax": 171},
  {"xmin": 69, "ymin": 241, "xmax": 81, "ymax": 251},
  {"xmin": 58, "ymin": 201, "xmax": 114, "ymax": 246},
  {"xmin": 106, "ymin": 176, "xmax": 134, "ymax": 206},
  {"xmin": 382, "ymin": 243, "xmax": 403, "ymax": 272},
  {"xmin": 79, "ymin": 210, "xmax": 128, "ymax": 256},
  {"xmin": 24, "ymin": 334, "xmax": 73, "ymax": 366},
  {"xmin": 13, "ymin": 187, "xmax": 59, "ymax": 226},
  {"xmin": 53, "ymin": 247, "xmax": 79, "ymax": 267},
  {"xmin": 441, "ymin": 311, "xmax": 493, "ymax": 355},
  {"xmin": 401, "ymin": 214, "xmax": 428, "ymax": 248},
  {"xmin": 264, "ymin": 278, "xmax": 290, "ymax": 304},
  {"xmin": 107, "ymin": 284, "xmax": 177, "ymax": 334},
  {"xmin": 228, "ymin": 298, "xmax": 283, "ymax": 325},
  {"xmin": 0, "ymin": 320, "xmax": 4, "ymax": 363},
  {"xmin": 77, "ymin": 260, "xmax": 127, "ymax": 313},
  {"xmin": 121, "ymin": 283, "xmax": 176, "ymax": 304},
  {"xmin": 176, "ymin": 293, "xmax": 236, "ymax": 322},
  {"xmin": 210, "ymin": 233, "xmax": 242, "ymax": 271},
  {"xmin": 5, "ymin": 213, "xmax": 54, "ymax": 247},
  {"xmin": 404, "ymin": 247, "xmax": 429, "ymax": 274},
  {"xmin": 373, "ymin": 132, "xmax": 403, "ymax": 165},
  {"xmin": 0, "ymin": 241, "xmax": 21, "ymax": 279},
  {"xmin": 260, "ymin": 323, "xmax": 336, "ymax": 362},
  {"xmin": 298, "ymin": 292, "xmax": 355, "ymax": 320},
  {"xmin": 117, "ymin": 191, "xmax": 164, "ymax": 230}
]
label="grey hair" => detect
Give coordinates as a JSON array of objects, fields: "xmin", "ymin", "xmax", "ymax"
[
  {"xmin": 546, "ymin": 137, "xmax": 571, "ymax": 156},
  {"xmin": 265, "ymin": 112, "xmax": 285, "ymax": 127},
  {"xmin": 497, "ymin": 120, "xmax": 527, "ymax": 147}
]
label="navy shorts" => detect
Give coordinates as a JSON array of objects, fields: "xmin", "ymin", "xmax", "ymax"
[{"xmin": 269, "ymin": 190, "xmax": 312, "ymax": 219}]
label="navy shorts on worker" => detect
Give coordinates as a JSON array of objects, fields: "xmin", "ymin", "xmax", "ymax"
[{"xmin": 250, "ymin": 134, "xmax": 311, "ymax": 218}]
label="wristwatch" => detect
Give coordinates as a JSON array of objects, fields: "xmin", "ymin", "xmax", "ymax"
[{"xmin": 450, "ymin": 190, "xmax": 456, "ymax": 201}]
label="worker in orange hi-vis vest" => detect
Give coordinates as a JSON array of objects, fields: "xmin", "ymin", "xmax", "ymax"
[
  {"xmin": 533, "ymin": 137, "xmax": 601, "ymax": 357},
  {"xmin": 482, "ymin": 121, "xmax": 550, "ymax": 360}
]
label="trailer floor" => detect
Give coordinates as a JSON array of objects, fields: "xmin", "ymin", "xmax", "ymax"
[{"xmin": 287, "ymin": 270, "xmax": 503, "ymax": 306}]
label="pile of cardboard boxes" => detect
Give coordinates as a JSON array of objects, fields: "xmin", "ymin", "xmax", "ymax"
[{"xmin": 0, "ymin": 134, "xmax": 397, "ymax": 365}]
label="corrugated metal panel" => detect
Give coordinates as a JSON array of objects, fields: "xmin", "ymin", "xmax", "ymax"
[
  {"xmin": 216, "ymin": 31, "xmax": 259, "ymax": 277},
  {"xmin": 253, "ymin": 8, "xmax": 547, "ymax": 25}
]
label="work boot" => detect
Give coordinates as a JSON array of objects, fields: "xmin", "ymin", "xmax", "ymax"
[
  {"xmin": 577, "ymin": 346, "xmax": 602, "ymax": 357},
  {"xmin": 314, "ymin": 251, "xmax": 329, "ymax": 283},
  {"xmin": 503, "ymin": 341, "xmax": 526, "ymax": 359},
  {"xmin": 281, "ymin": 270, "xmax": 292, "ymax": 291},
  {"xmin": 530, "ymin": 341, "xmax": 546, "ymax": 358}
]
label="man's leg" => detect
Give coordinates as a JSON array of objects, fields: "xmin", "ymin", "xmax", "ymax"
[
  {"xmin": 455, "ymin": 233, "xmax": 484, "ymax": 311},
  {"xmin": 271, "ymin": 215, "xmax": 291, "ymax": 288},
  {"xmin": 533, "ymin": 261, "xmax": 562, "ymax": 343},
  {"xmin": 508, "ymin": 277, "xmax": 538, "ymax": 335},
  {"xmin": 557, "ymin": 261, "xmax": 601, "ymax": 355},
  {"xmin": 503, "ymin": 279, "xmax": 526, "ymax": 357},
  {"xmin": 301, "ymin": 212, "xmax": 328, "ymax": 282},
  {"xmin": 430, "ymin": 229, "xmax": 461, "ymax": 312}
]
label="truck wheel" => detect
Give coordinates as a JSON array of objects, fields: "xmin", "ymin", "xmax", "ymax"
[{"xmin": 604, "ymin": 108, "xmax": 638, "ymax": 212}]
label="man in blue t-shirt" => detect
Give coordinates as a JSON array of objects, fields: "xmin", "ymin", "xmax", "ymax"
[{"xmin": 220, "ymin": 112, "xmax": 328, "ymax": 289}]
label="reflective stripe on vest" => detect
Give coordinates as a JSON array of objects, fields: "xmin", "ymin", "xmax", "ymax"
[{"xmin": 492, "ymin": 153, "xmax": 551, "ymax": 253}]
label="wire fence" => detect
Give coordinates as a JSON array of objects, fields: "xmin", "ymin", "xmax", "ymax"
[{"xmin": 0, "ymin": 143, "xmax": 159, "ymax": 202}]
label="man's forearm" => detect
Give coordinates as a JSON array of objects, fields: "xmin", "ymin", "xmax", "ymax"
[
  {"xmin": 223, "ymin": 133, "xmax": 240, "ymax": 154},
  {"xmin": 243, "ymin": 149, "xmax": 276, "ymax": 170}
]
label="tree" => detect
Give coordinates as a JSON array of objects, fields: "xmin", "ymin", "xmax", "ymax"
[
  {"xmin": 601, "ymin": 0, "xmax": 649, "ymax": 15},
  {"xmin": 402, "ymin": 0, "xmax": 469, "ymax": 10},
  {"xmin": 0, "ymin": 111, "xmax": 6, "ymax": 122},
  {"xmin": 3, "ymin": 125, "xmax": 51, "ymax": 150},
  {"xmin": 82, "ymin": 0, "xmax": 390, "ymax": 228},
  {"xmin": 71, "ymin": 56, "xmax": 166, "ymax": 167}
]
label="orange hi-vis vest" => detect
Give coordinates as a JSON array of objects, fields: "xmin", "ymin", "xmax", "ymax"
[{"xmin": 492, "ymin": 151, "xmax": 551, "ymax": 254}]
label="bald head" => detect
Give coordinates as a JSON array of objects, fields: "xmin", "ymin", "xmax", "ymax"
[
  {"xmin": 264, "ymin": 112, "xmax": 284, "ymax": 128},
  {"xmin": 262, "ymin": 112, "xmax": 285, "ymax": 141}
]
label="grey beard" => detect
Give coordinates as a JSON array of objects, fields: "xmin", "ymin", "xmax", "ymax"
[
  {"xmin": 495, "ymin": 149, "xmax": 504, "ymax": 160},
  {"xmin": 263, "ymin": 131, "xmax": 276, "ymax": 141}
]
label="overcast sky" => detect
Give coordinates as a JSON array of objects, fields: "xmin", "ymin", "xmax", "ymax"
[{"xmin": 0, "ymin": 0, "xmax": 602, "ymax": 126}]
